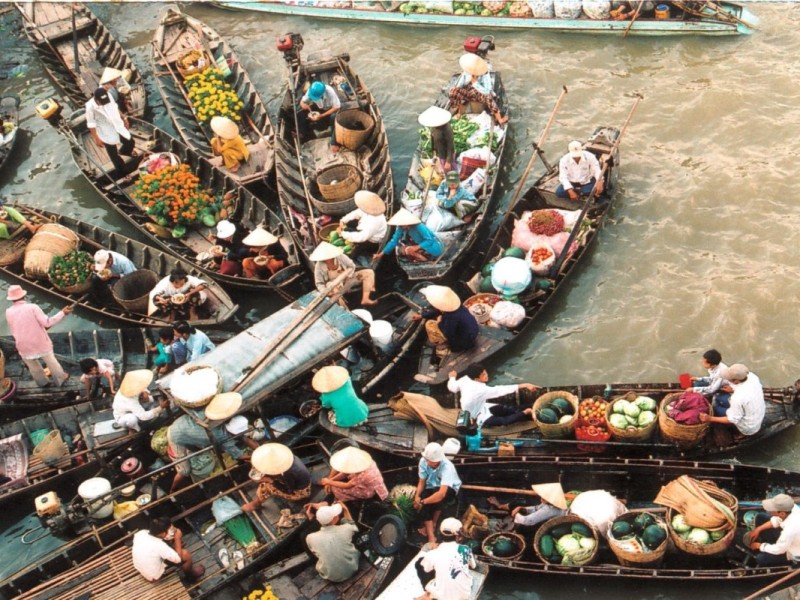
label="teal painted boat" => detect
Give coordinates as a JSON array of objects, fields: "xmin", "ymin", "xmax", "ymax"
[{"xmin": 213, "ymin": 1, "xmax": 757, "ymax": 37}]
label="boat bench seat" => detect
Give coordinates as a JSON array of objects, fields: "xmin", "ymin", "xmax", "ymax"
[{"xmin": 32, "ymin": 17, "xmax": 94, "ymax": 45}]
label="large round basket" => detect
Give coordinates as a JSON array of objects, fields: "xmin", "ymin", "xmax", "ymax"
[
  {"xmin": 533, "ymin": 514, "xmax": 598, "ymax": 566},
  {"xmin": 666, "ymin": 507, "xmax": 735, "ymax": 556},
  {"xmin": 481, "ymin": 531, "xmax": 526, "ymax": 562},
  {"xmin": 112, "ymin": 269, "xmax": 159, "ymax": 314},
  {"xmin": 51, "ymin": 277, "xmax": 92, "ymax": 295},
  {"xmin": 169, "ymin": 365, "xmax": 222, "ymax": 409},
  {"xmin": 607, "ymin": 512, "xmax": 669, "ymax": 567},
  {"xmin": 533, "ymin": 391, "xmax": 578, "ymax": 439},
  {"xmin": 334, "ymin": 109, "xmax": 375, "ymax": 151},
  {"xmin": 317, "ymin": 222, "xmax": 340, "ymax": 242},
  {"xmin": 316, "ymin": 164, "xmax": 362, "ymax": 203},
  {"xmin": 176, "ymin": 50, "xmax": 211, "ymax": 78},
  {"xmin": 0, "ymin": 237, "xmax": 28, "ymax": 267},
  {"xmin": 605, "ymin": 392, "xmax": 659, "ymax": 442},
  {"xmin": 658, "ymin": 392, "xmax": 711, "ymax": 448},
  {"xmin": 309, "ymin": 190, "xmax": 357, "ymax": 217},
  {"xmin": 23, "ymin": 224, "xmax": 79, "ymax": 280}
]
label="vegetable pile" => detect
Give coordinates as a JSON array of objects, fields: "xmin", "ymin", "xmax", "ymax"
[
  {"xmin": 327, "ymin": 231, "xmax": 354, "ymax": 255},
  {"xmin": 528, "ymin": 209, "xmax": 565, "ymax": 236},
  {"xmin": 609, "ymin": 513, "xmax": 668, "ymax": 554},
  {"xmin": 536, "ymin": 396, "xmax": 574, "ymax": 425},
  {"xmin": 185, "ymin": 68, "xmax": 244, "ymax": 123},
  {"xmin": 133, "ymin": 164, "xmax": 220, "ymax": 228},
  {"xmin": 418, "ymin": 115, "xmax": 480, "ymax": 158},
  {"xmin": 671, "ymin": 513, "xmax": 728, "ymax": 545},
  {"xmin": 529, "ymin": 246, "xmax": 553, "ymax": 267},
  {"xmin": 608, "ymin": 396, "xmax": 657, "ymax": 431},
  {"xmin": 539, "ymin": 521, "xmax": 596, "ymax": 565},
  {"xmin": 48, "ymin": 250, "xmax": 93, "ymax": 289}
]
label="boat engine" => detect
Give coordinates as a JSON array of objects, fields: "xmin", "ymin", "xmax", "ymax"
[
  {"xmin": 35, "ymin": 98, "xmax": 64, "ymax": 128},
  {"xmin": 463, "ymin": 35, "xmax": 495, "ymax": 59},
  {"xmin": 277, "ymin": 33, "xmax": 304, "ymax": 63},
  {"xmin": 35, "ymin": 491, "xmax": 84, "ymax": 535}
]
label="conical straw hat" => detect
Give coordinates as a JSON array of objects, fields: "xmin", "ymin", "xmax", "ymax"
[
  {"xmin": 421, "ymin": 285, "xmax": 461, "ymax": 312},
  {"xmin": 120, "ymin": 369, "xmax": 154, "ymax": 397},
  {"xmin": 100, "ymin": 67, "xmax": 123, "ymax": 84},
  {"xmin": 459, "ymin": 53, "xmax": 488, "ymax": 76},
  {"xmin": 532, "ymin": 482, "xmax": 567, "ymax": 510},
  {"xmin": 354, "ymin": 191, "xmax": 386, "ymax": 216},
  {"xmin": 251, "ymin": 443, "xmax": 294, "ymax": 475},
  {"xmin": 312, "ymin": 365, "xmax": 350, "ymax": 393},
  {"xmin": 387, "ymin": 208, "xmax": 420, "ymax": 227},
  {"xmin": 210, "ymin": 116, "xmax": 240, "ymax": 140},
  {"xmin": 330, "ymin": 446, "xmax": 374, "ymax": 474},
  {"xmin": 418, "ymin": 105, "xmax": 452, "ymax": 128},
  {"xmin": 242, "ymin": 227, "xmax": 278, "ymax": 247},
  {"xmin": 309, "ymin": 241, "xmax": 343, "ymax": 262},
  {"xmin": 204, "ymin": 392, "xmax": 243, "ymax": 421}
]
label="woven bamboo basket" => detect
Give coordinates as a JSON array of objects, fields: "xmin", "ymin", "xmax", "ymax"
[
  {"xmin": 533, "ymin": 515, "xmax": 599, "ymax": 566},
  {"xmin": 658, "ymin": 392, "xmax": 711, "ymax": 448},
  {"xmin": 605, "ymin": 392, "xmax": 659, "ymax": 442},
  {"xmin": 666, "ymin": 507, "xmax": 735, "ymax": 556},
  {"xmin": 334, "ymin": 109, "xmax": 375, "ymax": 151},
  {"xmin": 316, "ymin": 164, "xmax": 362, "ymax": 202},
  {"xmin": 607, "ymin": 512, "xmax": 668, "ymax": 567},
  {"xmin": 51, "ymin": 278, "xmax": 92, "ymax": 295},
  {"xmin": 533, "ymin": 391, "xmax": 578, "ymax": 439},
  {"xmin": 112, "ymin": 269, "xmax": 159, "ymax": 314},
  {"xmin": 176, "ymin": 50, "xmax": 212, "ymax": 78},
  {"xmin": 481, "ymin": 531, "xmax": 526, "ymax": 561},
  {"xmin": 23, "ymin": 224, "xmax": 79, "ymax": 280},
  {"xmin": 310, "ymin": 191, "xmax": 357, "ymax": 217},
  {"xmin": 170, "ymin": 365, "xmax": 222, "ymax": 409},
  {"xmin": 32, "ymin": 430, "xmax": 69, "ymax": 466},
  {"xmin": 0, "ymin": 237, "xmax": 27, "ymax": 266}
]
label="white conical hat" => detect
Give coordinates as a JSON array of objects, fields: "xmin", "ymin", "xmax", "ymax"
[
  {"xmin": 251, "ymin": 443, "xmax": 294, "ymax": 475},
  {"xmin": 210, "ymin": 116, "xmax": 240, "ymax": 140},
  {"xmin": 100, "ymin": 67, "xmax": 123, "ymax": 84},
  {"xmin": 204, "ymin": 392, "xmax": 243, "ymax": 421},
  {"xmin": 354, "ymin": 191, "xmax": 386, "ymax": 216},
  {"xmin": 418, "ymin": 105, "xmax": 452, "ymax": 128},
  {"xmin": 459, "ymin": 53, "xmax": 488, "ymax": 76},
  {"xmin": 119, "ymin": 369, "xmax": 154, "ymax": 397},
  {"xmin": 421, "ymin": 285, "xmax": 461, "ymax": 312},
  {"xmin": 330, "ymin": 447, "xmax": 374, "ymax": 474},
  {"xmin": 242, "ymin": 227, "xmax": 278, "ymax": 247},
  {"xmin": 387, "ymin": 208, "xmax": 421, "ymax": 227},
  {"xmin": 309, "ymin": 241, "xmax": 343, "ymax": 262},
  {"xmin": 312, "ymin": 365, "xmax": 350, "ymax": 393},
  {"xmin": 531, "ymin": 482, "xmax": 567, "ymax": 510}
]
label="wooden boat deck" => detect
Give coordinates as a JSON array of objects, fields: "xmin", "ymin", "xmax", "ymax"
[{"xmin": 376, "ymin": 548, "xmax": 488, "ymax": 600}]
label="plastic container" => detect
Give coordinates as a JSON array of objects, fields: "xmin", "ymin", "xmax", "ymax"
[
  {"xmin": 352, "ymin": 308, "xmax": 374, "ymax": 324},
  {"xmin": 369, "ymin": 320, "xmax": 394, "ymax": 351},
  {"xmin": 655, "ymin": 4, "xmax": 670, "ymax": 19},
  {"xmin": 78, "ymin": 477, "xmax": 114, "ymax": 519}
]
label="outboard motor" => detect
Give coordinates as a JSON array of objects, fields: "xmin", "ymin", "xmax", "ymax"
[
  {"xmin": 463, "ymin": 35, "xmax": 495, "ymax": 59},
  {"xmin": 35, "ymin": 491, "xmax": 82, "ymax": 535},
  {"xmin": 35, "ymin": 98, "xmax": 64, "ymax": 128},
  {"xmin": 277, "ymin": 33, "xmax": 304, "ymax": 64}
]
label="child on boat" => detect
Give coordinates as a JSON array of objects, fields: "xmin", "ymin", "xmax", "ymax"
[
  {"xmin": 79, "ymin": 357, "xmax": 118, "ymax": 400},
  {"xmin": 147, "ymin": 327, "xmax": 175, "ymax": 375}
]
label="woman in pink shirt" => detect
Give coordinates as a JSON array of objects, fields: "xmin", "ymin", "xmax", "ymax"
[{"xmin": 4, "ymin": 285, "xmax": 72, "ymax": 387}]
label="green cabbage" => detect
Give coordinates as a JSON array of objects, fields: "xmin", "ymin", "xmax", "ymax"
[
  {"xmin": 637, "ymin": 410, "xmax": 656, "ymax": 428},
  {"xmin": 710, "ymin": 529, "xmax": 727, "ymax": 542},
  {"xmin": 635, "ymin": 396, "xmax": 658, "ymax": 412},
  {"xmin": 688, "ymin": 528, "xmax": 711, "ymax": 544},
  {"xmin": 609, "ymin": 413, "xmax": 630, "ymax": 430},
  {"xmin": 671, "ymin": 513, "xmax": 691, "ymax": 533},
  {"xmin": 623, "ymin": 403, "xmax": 641, "ymax": 418},
  {"xmin": 579, "ymin": 537, "xmax": 596, "ymax": 551},
  {"xmin": 613, "ymin": 400, "xmax": 629, "ymax": 414},
  {"xmin": 556, "ymin": 534, "xmax": 582, "ymax": 555}
]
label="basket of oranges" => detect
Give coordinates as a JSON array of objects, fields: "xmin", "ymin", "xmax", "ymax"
[{"xmin": 574, "ymin": 396, "xmax": 611, "ymax": 452}]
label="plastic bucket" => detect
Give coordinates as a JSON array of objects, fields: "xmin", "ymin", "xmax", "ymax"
[
  {"xmin": 369, "ymin": 320, "xmax": 393, "ymax": 351},
  {"xmin": 655, "ymin": 4, "xmax": 670, "ymax": 19},
  {"xmin": 78, "ymin": 477, "xmax": 114, "ymax": 519},
  {"xmin": 352, "ymin": 308, "xmax": 374, "ymax": 324}
]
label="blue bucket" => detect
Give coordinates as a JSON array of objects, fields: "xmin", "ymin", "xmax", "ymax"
[{"xmin": 465, "ymin": 430, "xmax": 482, "ymax": 451}]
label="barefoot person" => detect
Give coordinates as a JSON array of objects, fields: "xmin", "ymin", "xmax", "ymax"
[
  {"xmin": 448, "ymin": 363, "xmax": 540, "ymax": 427},
  {"xmin": 414, "ymin": 442, "xmax": 462, "ymax": 546},
  {"xmin": 448, "ymin": 53, "xmax": 508, "ymax": 125},
  {"xmin": 242, "ymin": 443, "xmax": 312, "ymax": 511},
  {"xmin": 132, "ymin": 518, "xmax": 204, "ymax": 582},
  {"xmin": 320, "ymin": 446, "xmax": 388, "ymax": 503},
  {"xmin": 210, "ymin": 116, "xmax": 249, "ymax": 174},
  {"xmin": 374, "ymin": 208, "xmax": 443, "ymax": 264},
  {"xmin": 311, "ymin": 241, "xmax": 377, "ymax": 307},
  {"xmin": 304, "ymin": 502, "xmax": 360, "ymax": 582}
]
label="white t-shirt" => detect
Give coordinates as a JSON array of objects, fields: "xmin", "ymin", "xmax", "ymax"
[
  {"xmin": 420, "ymin": 541, "xmax": 476, "ymax": 600},
  {"xmin": 726, "ymin": 372, "xmax": 766, "ymax": 435},
  {"xmin": 447, "ymin": 375, "xmax": 518, "ymax": 426},
  {"xmin": 131, "ymin": 530, "xmax": 181, "ymax": 582},
  {"xmin": 80, "ymin": 358, "xmax": 115, "ymax": 383}
]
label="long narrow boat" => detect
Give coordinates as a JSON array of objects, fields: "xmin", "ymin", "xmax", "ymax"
[
  {"xmin": 0, "ymin": 94, "xmax": 20, "ymax": 173},
  {"xmin": 0, "ymin": 204, "xmax": 237, "ymax": 328},
  {"xmin": 151, "ymin": 7, "xmax": 275, "ymax": 186},
  {"xmin": 15, "ymin": 2, "xmax": 146, "ymax": 116},
  {"xmin": 274, "ymin": 35, "xmax": 394, "ymax": 274},
  {"xmin": 396, "ymin": 38, "xmax": 509, "ymax": 282},
  {"xmin": 320, "ymin": 380, "xmax": 800, "ymax": 461},
  {"xmin": 214, "ymin": 1, "xmax": 757, "ymax": 36},
  {"xmin": 48, "ymin": 108, "xmax": 305, "ymax": 294},
  {"xmin": 376, "ymin": 548, "xmax": 488, "ymax": 600},
  {"xmin": 415, "ymin": 124, "xmax": 622, "ymax": 385},
  {"xmin": 376, "ymin": 456, "xmax": 800, "ymax": 582},
  {"xmin": 0, "ymin": 328, "xmax": 151, "ymax": 419}
]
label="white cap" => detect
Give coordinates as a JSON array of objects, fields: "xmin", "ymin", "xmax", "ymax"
[
  {"xmin": 422, "ymin": 442, "xmax": 445, "ymax": 462},
  {"xmin": 440, "ymin": 517, "xmax": 463, "ymax": 536},
  {"xmin": 94, "ymin": 249, "xmax": 111, "ymax": 270},
  {"xmin": 216, "ymin": 220, "xmax": 236, "ymax": 239},
  {"xmin": 316, "ymin": 503, "xmax": 343, "ymax": 525},
  {"xmin": 569, "ymin": 140, "xmax": 583, "ymax": 158}
]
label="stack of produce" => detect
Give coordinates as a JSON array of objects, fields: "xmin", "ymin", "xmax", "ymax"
[
  {"xmin": 670, "ymin": 513, "xmax": 728, "ymax": 546},
  {"xmin": 536, "ymin": 395, "xmax": 575, "ymax": 426},
  {"xmin": 48, "ymin": 250, "xmax": 93, "ymax": 292},
  {"xmin": 533, "ymin": 391, "xmax": 578, "ymax": 439},
  {"xmin": 606, "ymin": 394, "xmax": 658, "ymax": 437},
  {"xmin": 326, "ymin": 230, "xmax": 353, "ymax": 255},
  {"xmin": 607, "ymin": 512, "xmax": 668, "ymax": 565},
  {"xmin": 185, "ymin": 68, "xmax": 244, "ymax": 123},
  {"xmin": 574, "ymin": 397, "xmax": 611, "ymax": 446},
  {"xmin": 536, "ymin": 518, "xmax": 597, "ymax": 566},
  {"xmin": 419, "ymin": 115, "xmax": 480, "ymax": 158}
]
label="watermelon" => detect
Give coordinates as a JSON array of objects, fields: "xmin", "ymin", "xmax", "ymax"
[
  {"xmin": 481, "ymin": 261, "xmax": 497, "ymax": 277},
  {"xmin": 479, "ymin": 277, "xmax": 496, "ymax": 293},
  {"xmin": 537, "ymin": 407, "xmax": 559, "ymax": 424},
  {"xmin": 571, "ymin": 523, "xmax": 592, "ymax": 538},
  {"xmin": 633, "ymin": 513, "xmax": 656, "ymax": 535},
  {"xmin": 535, "ymin": 278, "xmax": 552, "ymax": 291},
  {"xmin": 642, "ymin": 524, "xmax": 667, "ymax": 549},
  {"xmin": 611, "ymin": 520, "xmax": 633, "ymax": 539},
  {"xmin": 550, "ymin": 397, "xmax": 573, "ymax": 417},
  {"xmin": 503, "ymin": 246, "xmax": 526, "ymax": 259},
  {"xmin": 550, "ymin": 525, "xmax": 572, "ymax": 539},
  {"xmin": 539, "ymin": 533, "xmax": 555, "ymax": 557}
]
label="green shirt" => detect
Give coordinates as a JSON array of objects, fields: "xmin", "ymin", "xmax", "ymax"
[{"xmin": 320, "ymin": 379, "xmax": 369, "ymax": 428}]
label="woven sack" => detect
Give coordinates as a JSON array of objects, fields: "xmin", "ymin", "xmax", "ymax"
[
  {"xmin": 24, "ymin": 224, "xmax": 79, "ymax": 280},
  {"xmin": 0, "ymin": 237, "xmax": 28, "ymax": 266},
  {"xmin": 654, "ymin": 475, "xmax": 737, "ymax": 531},
  {"xmin": 334, "ymin": 109, "xmax": 375, "ymax": 151},
  {"xmin": 32, "ymin": 430, "xmax": 69, "ymax": 466},
  {"xmin": 658, "ymin": 392, "xmax": 711, "ymax": 448},
  {"xmin": 316, "ymin": 164, "xmax": 362, "ymax": 202},
  {"xmin": 533, "ymin": 391, "xmax": 578, "ymax": 439}
]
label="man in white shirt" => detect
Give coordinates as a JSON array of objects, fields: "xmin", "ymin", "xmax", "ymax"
[
  {"xmin": 448, "ymin": 363, "xmax": 540, "ymax": 427},
  {"xmin": 556, "ymin": 140, "xmax": 604, "ymax": 201},
  {"xmin": 339, "ymin": 191, "xmax": 388, "ymax": 255},
  {"xmin": 112, "ymin": 369, "xmax": 168, "ymax": 431},
  {"xmin": 748, "ymin": 493, "xmax": 800, "ymax": 566},
  {"xmin": 85, "ymin": 87, "xmax": 138, "ymax": 174},
  {"xmin": 700, "ymin": 363, "xmax": 765, "ymax": 436},
  {"xmin": 298, "ymin": 81, "xmax": 341, "ymax": 150},
  {"xmin": 132, "ymin": 518, "xmax": 204, "ymax": 581},
  {"xmin": 415, "ymin": 518, "xmax": 476, "ymax": 600}
]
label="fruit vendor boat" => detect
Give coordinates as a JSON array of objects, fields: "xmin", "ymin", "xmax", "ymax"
[
  {"xmin": 214, "ymin": 1, "xmax": 756, "ymax": 37},
  {"xmin": 396, "ymin": 35, "xmax": 509, "ymax": 283},
  {"xmin": 0, "ymin": 94, "xmax": 21, "ymax": 174},
  {"xmin": 151, "ymin": 7, "xmax": 275, "ymax": 186},
  {"xmin": 15, "ymin": 2, "xmax": 147, "ymax": 117},
  {"xmin": 0, "ymin": 204, "xmax": 238, "ymax": 329},
  {"xmin": 319, "ymin": 380, "xmax": 800, "ymax": 460},
  {"xmin": 274, "ymin": 33, "xmax": 394, "ymax": 275}
]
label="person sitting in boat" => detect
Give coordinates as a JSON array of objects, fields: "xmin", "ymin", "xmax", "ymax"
[
  {"xmin": 91, "ymin": 248, "xmax": 137, "ymax": 304},
  {"xmin": 686, "ymin": 348, "xmax": 732, "ymax": 417},
  {"xmin": 0, "ymin": 204, "xmax": 40, "ymax": 239},
  {"xmin": 610, "ymin": 1, "xmax": 656, "ymax": 20},
  {"xmin": 210, "ymin": 116, "xmax": 250, "ymax": 174},
  {"xmin": 418, "ymin": 105, "xmax": 456, "ymax": 175},
  {"xmin": 241, "ymin": 226, "xmax": 288, "ymax": 279},
  {"xmin": 320, "ymin": 446, "xmax": 389, "ymax": 503},
  {"xmin": 699, "ymin": 363, "xmax": 766, "ymax": 437},
  {"xmin": 312, "ymin": 365, "xmax": 369, "ymax": 428},
  {"xmin": 373, "ymin": 208, "xmax": 444, "ymax": 264},
  {"xmin": 171, "ymin": 321, "xmax": 215, "ymax": 367},
  {"xmin": 0, "ymin": 116, "xmax": 15, "ymax": 146},
  {"xmin": 415, "ymin": 285, "xmax": 479, "ymax": 357},
  {"xmin": 448, "ymin": 363, "xmax": 540, "ymax": 428},
  {"xmin": 415, "ymin": 517, "xmax": 476, "ymax": 600},
  {"xmin": 338, "ymin": 190, "xmax": 388, "ymax": 257},
  {"xmin": 86, "ymin": 87, "xmax": 139, "ymax": 177},
  {"xmin": 304, "ymin": 501, "xmax": 360, "ymax": 582},
  {"xmin": 242, "ymin": 443, "xmax": 312, "ymax": 510},
  {"xmin": 132, "ymin": 518, "xmax": 205, "ymax": 582},
  {"xmin": 436, "ymin": 171, "xmax": 478, "ymax": 223},
  {"xmin": 311, "ymin": 241, "xmax": 378, "ymax": 307},
  {"xmin": 100, "ymin": 67, "xmax": 133, "ymax": 114},
  {"xmin": 747, "ymin": 493, "xmax": 800, "ymax": 566},
  {"xmin": 150, "ymin": 268, "xmax": 209, "ymax": 321},
  {"xmin": 148, "ymin": 327, "xmax": 175, "ymax": 375},
  {"xmin": 414, "ymin": 442, "xmax": 462, "ymax": 546},
  {"xmin": 556, "ymin": 140, "xmax": 604, "ymax": 201},
  {"xmin": 112, "ymin": 369, "xmax": 168, "ymax": 432},
  {"xmin": 208, "ymin": 219, "xmax": 250, "ymax": 276},
  {"xmin": 168, "ymin": 393, "xmax": 256, "ymax": 493},
  {"xmin": 449, "ymin": 53, "xmax": 508, "ymax": 126},
  {"xmin": 502, "ymin": 483, "xmax": 570, "ymax": 531},
  {"xmin": 298, "ymin": 81, "xmax": 341, "ymax": 151},
  {"xmin": 79, "ymin": 357, "xmax": 118, "ymax": 400}
]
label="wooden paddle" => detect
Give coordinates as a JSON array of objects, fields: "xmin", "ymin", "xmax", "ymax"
[
  {"xmin": 462, "ymin": 484, "xmax": 578, "ymax": 502},
  {"xmin": 743, "ymin": 568, "xmax": 800, "ymax": 600},
  {"xmin": 622, "ymin": 1, "xmax": 644, "ymax": 38},
  {"xmin": 672, "ymin": 0, "xmax": 756, "ymax": 30},
  {"xmin": 292, "ymin": 132, "xmax": 319, "ymax": 243}
]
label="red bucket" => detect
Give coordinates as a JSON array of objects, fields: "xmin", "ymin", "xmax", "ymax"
[{"xmin": 679, "ymin": 373, "xmax": 692, "ymax": 389}]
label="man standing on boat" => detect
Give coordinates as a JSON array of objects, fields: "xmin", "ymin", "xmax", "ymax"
[
  {"xmin": 298, "ymin": 81, "xmax": 341, "ymax": 151},
  {"xmin": 85, "ymin": 87, "xmax": 139, "ymax": 176},
  {"xmin": 556, "ymin": 140, "xmax": 603, "ymax": 201}
]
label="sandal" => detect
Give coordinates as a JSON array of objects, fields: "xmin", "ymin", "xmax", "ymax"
[
  {"xmin": 233, "ymin": 550, "xmax": 245, "ymax": 571},
  {"xmin": 218, "ymin": 548, "xmax": 230, "ymax": 570}
]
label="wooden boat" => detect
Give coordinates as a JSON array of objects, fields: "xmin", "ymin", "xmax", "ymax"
[
  {"xmin": 0, "ymin": 94, "xmax": 20, "ymax": 173},
  {"xmin": 274, "ymin": 35, "xmax": 394, "ymax": 273},
  {"xmin": 255, "ymin": 551, "xmax": 394, "ymax": 600},
  {"xmin": 376, "ymin": 547, "xmax": 488, "ymax": 600},
  {"xmin": 151, "ymin": 7, "xmax": 275, "ymax": 186},
  {"xmin": 0, "ymin": 328, "xmax": 152, "ymax": 419},
  {"xmin": 0, "ymin": 204, "xmax": 238, "ymax": 328},
  {"xmin": 15, "ymin": 2, "xmax": 146, "ymax": 116},
  {"xmin": 415, "ymin": 124, "xmax": 622, "ymax": 385},
  {"xmin": 320, "ymin": 380, "xmax": 800, "ymax": 461},
  {"xmin": 51, "ymin": 109, "xmax": 305, "ymax": 294},
  {"xmin": 214, "ymin": 1, "xmax": 757, "ymax": 36},
  {"xmin": 397, "ymin": 39, "xmax": 509, "ymax": 282},
  {"xmin": 376, "ymin": 456, "xmax": 800, "ymax": 582}
]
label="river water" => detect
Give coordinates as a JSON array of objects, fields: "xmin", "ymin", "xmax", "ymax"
[{"xmin": 0, "ymin": 2, "xmax": 798, "ymax": 597}]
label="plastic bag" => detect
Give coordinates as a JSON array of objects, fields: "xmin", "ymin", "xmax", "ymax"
[
  {"xmin": 527, "ymin": 243, "xmax": 555, "ymax": 276},
  {"xmin": 458, "ymin": 146, "xmax": 497, "ymax": 167},
  {"xmin": 527, "ymin": 0, "xmax": 555, "ymax": 17},
  {"xmin": 425, "ymin": 205, "xmax": 463, "ymax": 233},
  {"xmin": 462, "ymin": 167, "xmax": 487, "ymax": 195},
  {"xmin": 212, "ymin": 496, "xmax": 243, "ymax": 526},
  {"xmin": 490, "ymin": 301, "xmax": 525, "ymax": 329},
  {"xmin": 582, "ymin": 0, "xmax": 610, "ymax": 19},
  {"xmin": 554, "ymin": 0, "xmax": 582, "ymax": 18},
  {"xmin": 569, "ymin": 490, "xmax": 627, "ymax": 537}
]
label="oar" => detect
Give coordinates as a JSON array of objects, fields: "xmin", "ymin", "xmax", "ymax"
[
  {"xmin": 622, "ymin": 1, "xmax": 644, "ymax": 38},
  {"xmin": 672, "ymin": 0, "xmax": 756, "ymax": 30},
  {"xmin": 462, "ymin": 484, "xmax": 579, "ymax": 502},
  {"xmin": 743, "ymin": 568, "xmax": 800, "ymax": 600},
  {"xmin": 548, "ymin": 93, "xmax": 642, "ymax": 278},
  {"xmin": 292, "ymin": 132, "xmax": 318, "ymax": 243}
]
